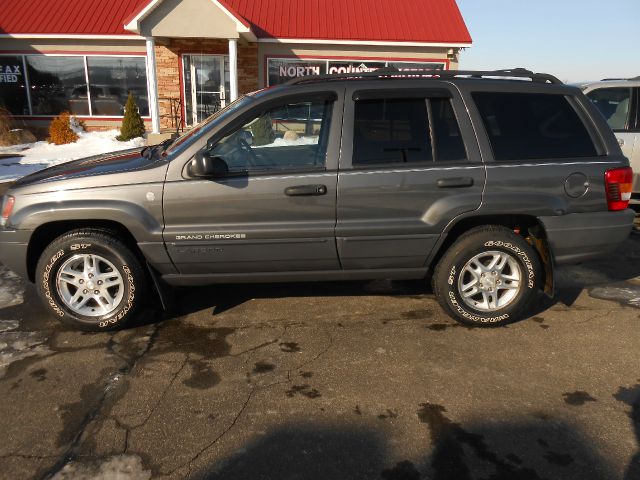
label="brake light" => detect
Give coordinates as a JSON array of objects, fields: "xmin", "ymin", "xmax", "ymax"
[{"xmin": 604, "ymin": 167, "xmax": 633, "ymax": 211}]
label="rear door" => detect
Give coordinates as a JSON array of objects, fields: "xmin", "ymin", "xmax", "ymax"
[
  {"xmin": 162, "ymin": 90, "xmax": 343, "ymax": 274},
  {"xmin": 336, "ymin": 82, "xmax": 485, "ymax": 270}
]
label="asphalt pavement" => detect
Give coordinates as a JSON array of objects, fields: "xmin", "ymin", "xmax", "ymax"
[{"xmin": 0, "ymin": 181, "xmax": 639, "ymax": 479}]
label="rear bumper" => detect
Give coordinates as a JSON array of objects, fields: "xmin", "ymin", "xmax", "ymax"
[
  {"xmin": 539, "ymin": 210, "xmax": 635, "ymax": 265},
  {"xmin": 0, "ymin": 229, "xmax": 30, "ymax": 279}
]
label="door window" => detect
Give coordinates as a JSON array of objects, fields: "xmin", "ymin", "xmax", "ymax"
[
  {"xmin": 586, "ymin": 87, "xmax": 632, "ymax": 131},
  {"xmin": 205, "ymin": 99, "xmax": 333, "ymax": 174},
  {"xmin": 352, "ymin": 97, "xmax": 467, "ymax": 165},
  {"xmin": 183, "ymin": 55, "xmax": 230, "ymax": 126},
  {"xmin": 473, "ymin": 92, "xmax": 598, "ymax": 161}
]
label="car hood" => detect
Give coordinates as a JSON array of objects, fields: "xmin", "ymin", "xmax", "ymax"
[{"xmin": 10, "ymin": 148, "xmax": 168, "ymax": 192}]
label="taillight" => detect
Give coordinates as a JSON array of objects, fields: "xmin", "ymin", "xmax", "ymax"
[
  {"xmin": 604, "ymin": 167, "xmax": 633, "ymax": 211},
  {"xmin": 0, "ymin": 195, "xmax": 15, "ymax": 227}
]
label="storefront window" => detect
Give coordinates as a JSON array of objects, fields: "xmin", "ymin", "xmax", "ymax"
[
  {"xmin": 26, "ymin": 56, "xmax": 88, "ymax": 115},
  {"xmin": 87, "ymin": 57, "xmax": 149, "ymax": 116},
  {"xmin": 0, "ymin": 56, "xmax": 29, "ymax": 115}
]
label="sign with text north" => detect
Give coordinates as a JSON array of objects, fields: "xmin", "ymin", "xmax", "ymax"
[{"xmin": 267, "ymin": 58, "xmax": 446, "ymax": 86}]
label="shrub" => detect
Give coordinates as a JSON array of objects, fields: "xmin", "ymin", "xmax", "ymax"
[
  {"xmin": 0, "ymin": 106, "xmax": 13, "ymax": 136},
  {"xmin": 117, "ymin": 93, "xmax": 145, "ymax": 141},
  {"xmin": 47, "ymin": 112, "xmax": 78, "ymax": 145}
]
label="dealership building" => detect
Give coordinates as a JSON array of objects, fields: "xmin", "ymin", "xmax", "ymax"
[{"xmin": 0, "ymin": 0, "xmax": 471, "ymax": 134}]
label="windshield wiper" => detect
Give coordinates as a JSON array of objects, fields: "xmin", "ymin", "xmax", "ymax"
[{"xmin": 141, "ymin": 138, "xmax": 174, "ymax": 160}]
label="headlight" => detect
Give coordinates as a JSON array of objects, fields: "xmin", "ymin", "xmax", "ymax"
[{"xmin": 0, "ymin": 195, "xmax": 15, "ymax": 227}]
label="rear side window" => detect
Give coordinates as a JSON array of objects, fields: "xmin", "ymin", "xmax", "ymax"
[
  {"xmin": 352, "ymin": 98, "xmax": 466, "ymax": 166},
  {"xmin": 586, "ymin": 87, "xmax": 631, "ymax": 131},
  {"xmin": 472, "ymin": 92, "xmax": 598, "ymax": 161}
]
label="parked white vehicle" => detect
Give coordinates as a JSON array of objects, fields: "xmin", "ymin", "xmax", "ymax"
[{"xmin": 582, "ymin": 78, "xmax": 640, "ymax": 203}]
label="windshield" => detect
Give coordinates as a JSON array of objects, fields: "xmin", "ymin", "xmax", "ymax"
[{"xmin": 166, "ymin": 95, "xmax": 254, "ymax": 154}]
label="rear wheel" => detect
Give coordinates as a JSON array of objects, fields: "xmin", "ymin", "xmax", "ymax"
[
  {"xmin": 432, "ymin": 226, "xmax": 542, "ymax": 327},
  {"xmin": 36, "ymin": 229, "xmax": 148, "ymax": 331}
]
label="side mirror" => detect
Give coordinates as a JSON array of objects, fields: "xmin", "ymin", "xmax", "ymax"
[{"xmin": 190, "ymin": 151, "xmax": 229, "ymax": 178}]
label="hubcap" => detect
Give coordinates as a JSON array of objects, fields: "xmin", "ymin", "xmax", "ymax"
[
  {"xmin": 56, "ymin": 254, "xmax": 125, "ymax": 317},
  {"xmin": 457, "ymin": 250, "xmax": 522, "ymax": 312}
]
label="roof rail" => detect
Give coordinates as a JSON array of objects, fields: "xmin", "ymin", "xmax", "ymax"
[
  {"xmin": 600, "ymin": 76, "xmax": 640, "ymax": 81},
  {"xmin": 285, "ymin": 67, "xmax": 563, "ymax": 86}
]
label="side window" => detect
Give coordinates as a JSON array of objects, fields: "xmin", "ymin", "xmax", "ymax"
[
  {"xmin": 586, "ymin": 87, "xmax": 631, "ymax": 131},
  {"xmin": 472, "ymin": 92, "xmax": 598, "ymax": 161},
  {"xmin": 207, "ymin": 99, "xmax": 332, "ymax": 173},
  {"xmin": 352, "ymin": 97, "xmax": 467, "ymax": 166}
]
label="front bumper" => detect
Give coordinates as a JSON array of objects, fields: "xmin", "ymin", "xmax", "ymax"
[
  {"xmin": 539, "ymin": 209, "xmax": 635, "ymax": 265},
  {"xmin": 0, "ymin": 228, "xmax": 31, "ymax": 279}
]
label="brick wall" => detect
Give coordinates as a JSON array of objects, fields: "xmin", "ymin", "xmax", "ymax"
[{"xmin": 154, "ymin": 38, "xmax": 258, "ymax": 130}]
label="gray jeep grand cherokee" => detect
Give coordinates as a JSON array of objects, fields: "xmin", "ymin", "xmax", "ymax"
[{"xmin": 0, "ymin": 68, "xmax": 634, "ymax": 330}]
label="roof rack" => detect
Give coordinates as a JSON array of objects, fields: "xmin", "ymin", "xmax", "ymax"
[
  {"xmin": 285, "ymin": 67, "xmax": 563, "ymax": 86},
  {"xmin": 600, "ymin": 76, "xmax": 640, "ymax": 81}
]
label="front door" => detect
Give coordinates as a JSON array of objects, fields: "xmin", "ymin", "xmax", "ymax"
[
  {"xmin": 163, "ymin": 90, "xmax": 343, "ymax": 275},
  {"xmin": 183, "ymin": 54, "xmax": 230, "ymax": 126}
]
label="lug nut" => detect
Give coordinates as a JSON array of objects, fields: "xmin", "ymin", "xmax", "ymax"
[
  {"xmin": 492, "ymin": 271, "xmax": 497, "ymax": 276},
  {"xmin": 97, "ymin": 280, "xmax": 103, "ymax": 285},
  {"xmin": 481, "ymin": 273, "xmax": 485, "ymax": 278},
  {"xmin": 83, "ymin": 289, "xmax": 88, "ymax": 294},
  {"xmin": 79, "ymin": 279, "xmax": 84, "ymax": 284},
  {"xmin": 94, "ymin": 290, "xmax": 100, "ymax": 295},
  {"xmin": 88, "ymin": 273, "xmax": 94, "ymax": 278}
]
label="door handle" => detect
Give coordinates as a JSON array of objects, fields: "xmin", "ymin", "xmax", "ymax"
[
  {"xmin": 436, "ymin": 177, "xmax": 474, "ymax": 188},
  {"xmin": 285, "ymin": 184, "xmax": 328, "ymax": 196}
]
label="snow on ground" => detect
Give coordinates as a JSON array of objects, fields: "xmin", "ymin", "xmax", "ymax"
[
  {"xmin": 52, "ymin": 455, "xmax": 152, "ymax": 480},
  {"xmin": 0, "ymin": 130, "xmax": 144, "ymax": 182}
]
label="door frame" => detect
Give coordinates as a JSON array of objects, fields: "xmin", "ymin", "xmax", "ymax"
[{"xmin": 181, "ymin": 53, "xmax": 228, "ymax": 127}]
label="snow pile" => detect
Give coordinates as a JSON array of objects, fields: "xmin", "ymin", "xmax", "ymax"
[
  {"xmin": 52, "ymin": 455, "xmax": 152, "ymax": 480},
  {"xmin": 0, "ymin": 130, "xmax": 144, "ymax": 182},
  {"xmin": 254, "ymin": 135, "xmax": 318, "ymax": 148}
]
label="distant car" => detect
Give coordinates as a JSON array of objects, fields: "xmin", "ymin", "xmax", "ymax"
[{"xmin": 582, "ymin": 78, "xmax": 639, "ymax": 203}]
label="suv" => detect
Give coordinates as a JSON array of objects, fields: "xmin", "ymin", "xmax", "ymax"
[
  {"xmin": 581, "ymin": 77, "xmax": 639, "ymax": 203},
  {"xmin": 0, "ymin": 68, "xmax": 634, "ymax": 330}
]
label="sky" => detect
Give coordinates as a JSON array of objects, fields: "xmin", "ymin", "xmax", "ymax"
[{"xmin": 456, "ymin": 0, "xmax": 639, "ymax": 83}]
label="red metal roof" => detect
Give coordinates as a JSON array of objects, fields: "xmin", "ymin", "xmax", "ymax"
[
  {"xmin": 0, "ymin": 0, "xmax": 148, "ymax": 36},
  {"xmin": 0, "ymin": 0, "xmax": 471, "ymax": 44},
  {"xmin": 228, "ymin": 0, "xmax": 471, "ymax": 44}
]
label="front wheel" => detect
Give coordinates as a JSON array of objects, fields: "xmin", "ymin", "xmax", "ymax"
[
  {"xmin": 432, "ymin": 226, "xmax": 542, "ymax": 327},
  {"xmin": 36, "ymin": 229, "xmax": 148, "ymax": 331}
]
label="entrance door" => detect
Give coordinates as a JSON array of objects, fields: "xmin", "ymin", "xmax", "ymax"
[{"xmin": 183, "ymin": 54, "xmax": 230, "ymax": 126}]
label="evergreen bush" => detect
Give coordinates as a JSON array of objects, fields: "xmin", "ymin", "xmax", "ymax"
[{"xmin": 117, "ymin": 93, "xmax": 145, "ymax": 141}]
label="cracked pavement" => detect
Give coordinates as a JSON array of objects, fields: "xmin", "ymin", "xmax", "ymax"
[{"xmin": 1, "ymin": 227, "xmax": 640, "ymax": 479}]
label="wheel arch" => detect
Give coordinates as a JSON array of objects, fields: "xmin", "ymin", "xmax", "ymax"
[
  {"xmin": 26, "ymin": 220, "xmax": 144, "ymax": 283},
  {"xmin": 429, "ymin": 214, "xmax": 554, "ymax": 295}
]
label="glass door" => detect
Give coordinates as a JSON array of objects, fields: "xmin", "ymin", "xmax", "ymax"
[{"xmin": 183, "ymin": 54, "xmax": 230, "ymax": 126}]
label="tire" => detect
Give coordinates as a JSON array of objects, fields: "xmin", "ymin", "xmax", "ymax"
[
  {"xmin": 432, "ymin": 225, "xmax": 542, "ymax": 327},
  {"xmin": 35, "ymin": 229, "xmax": 148, "ymax": 331}
]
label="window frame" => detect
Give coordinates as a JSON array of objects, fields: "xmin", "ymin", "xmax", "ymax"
[
  {"xmin": 470, "ymin": 90, "xmax": 606, "ymax": 163},
  {"xmin": 0, "ymin": 53, "xmax": 151, "ymax": 118},
  {"xmin": 349, "ymin": 89, "xmax": 470, "ymax": 169},
  {"xmin": 190, "ymin": 91, "xmax": 339, "ymax": 178}
]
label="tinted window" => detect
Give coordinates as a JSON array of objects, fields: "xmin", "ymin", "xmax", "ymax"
[
  {"xmin": 0, "ymin": 56, "xmax": 29, "ymax": 115},
  {"xmin": 26, "ymin": 56, "xmax": 88, "ymax": 115},
  {"xmin": 353, "ymin": 98, "xmax": 432, "ymax": 165},
  {"xmin": 207, "ymin": 99, "xmax": 332, "ymax": 173},
  {"xmin": 87, "ymin": 57, "xmax": 149, "ymax": 116},
  {"xmin": 473, "ymin": 92, "xmax": 598, "ymax": 161},
  {"xmin": 431, "ymin": 98, "xmax": 467, "ymax": 162},
  {"xmin": 586, "ymin": 87, "xmax": 631, "ymax": 131}
]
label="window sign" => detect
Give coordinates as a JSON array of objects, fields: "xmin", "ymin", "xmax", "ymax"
[
  {"xmin": 267, "ymin": 57, "xmax": 448, "ymax": 86},
  {"xmin": 0, "ymin": 56, "xmax": 29, "ymax": 115}
]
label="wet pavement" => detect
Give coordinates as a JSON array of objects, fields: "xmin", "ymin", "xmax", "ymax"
[{"xmin": 0, "ymin": 178, "xmax": 639, "ymax": 479}]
